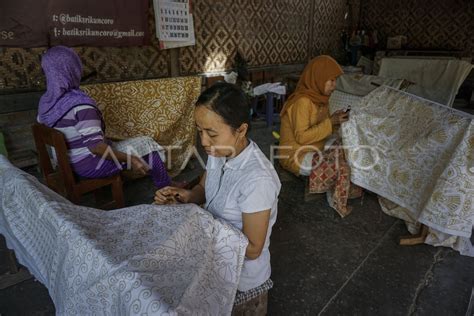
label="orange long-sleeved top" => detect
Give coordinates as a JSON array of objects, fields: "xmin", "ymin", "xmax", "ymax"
[{"xmin": 278, "ymin": 97, "xmax": 333, "ymax": 175}]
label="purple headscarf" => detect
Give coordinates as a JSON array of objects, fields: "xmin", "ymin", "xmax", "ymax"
[{"xmin": 38, "ymin": 46, "xmax": 97, "ymax": 127}]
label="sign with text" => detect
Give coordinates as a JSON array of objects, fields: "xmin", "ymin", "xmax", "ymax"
[
  {"xmin": 155, "ymin": 0, "xmax": 190, "ymax": 41},
  {"xmin": 0, "ymin": 0, "xmax": 149, "ymax": 47},
  {"xmin": 153, "ymin": 0, "xmax": 195, "ymax": 49},
  {"xmin": 159, "ymin": 15, "xmax": 195, "ymax": 49}
]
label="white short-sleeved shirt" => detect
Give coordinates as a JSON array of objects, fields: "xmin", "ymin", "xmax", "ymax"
[{"xmin": 205, "ymin": 140, "xmax": 281, "ymax": 291}]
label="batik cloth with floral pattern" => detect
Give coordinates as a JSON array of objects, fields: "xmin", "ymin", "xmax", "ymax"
[
  {"xmin": 0, "ymin": 156, "xmax": 248, "ymax": 315},
  {"xmin": 309, "ymin": 139, "xmax": 362, "ymax": 217},
  {"xmin": 341, "ymin": 86, "xmax": 474, "ymax": 256},
  {"xmin": 82, "ymin": 76, "xmax": 201, "ymax": 176}
]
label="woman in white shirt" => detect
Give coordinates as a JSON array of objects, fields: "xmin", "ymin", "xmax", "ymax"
[{"xmin": 154, "ymin": 82, "xmax": 281, "ymax": 306}]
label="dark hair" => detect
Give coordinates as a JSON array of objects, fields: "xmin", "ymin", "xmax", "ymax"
[{"xmin": 196, "ymin": 82, "xmax": 250, "ymax": 131}]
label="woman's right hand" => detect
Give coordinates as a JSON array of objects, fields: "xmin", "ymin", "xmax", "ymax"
[
  {"xmin": 330, "ymin": 109, "xmax": 350, "ymax": 126},
  {"xmin": 153, "ymin": 186, "xmax": 191, "ymax": 205}
]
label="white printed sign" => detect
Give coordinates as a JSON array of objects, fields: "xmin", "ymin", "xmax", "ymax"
[
  {"xmin": 159, "ymin": 14, "xmax": 195, "ymax": 49},
  {"xmin": 154, "ymin": 0, "xmax": 194, "ymax": 43}
]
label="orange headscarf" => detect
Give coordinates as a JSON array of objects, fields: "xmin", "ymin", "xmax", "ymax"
[{"xmin": 281, "ymin": 55, "xmax": 343, "ymax": 116}]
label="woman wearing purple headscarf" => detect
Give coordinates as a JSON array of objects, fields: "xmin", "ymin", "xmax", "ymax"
[{"xmin": 38, "ymin": 46, "xmax": 171, "ymax": 189}]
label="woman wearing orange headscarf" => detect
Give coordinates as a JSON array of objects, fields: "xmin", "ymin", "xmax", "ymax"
[{"xmin": 278, "ymin": 56, "xmax": 362, "ymax": 217}]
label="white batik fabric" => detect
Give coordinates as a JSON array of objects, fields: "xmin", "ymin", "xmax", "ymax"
[
  {"xmin": 336, "ymin": 73, "xmax": 406, "ymax": 96},
  {"xmin": 0, "ymin": 156, "xmax": 248, "ymax": 315},
  {"xmin": 330, "ymin": 73, "xmax": 407, "ymax": 114},
  {"xmin": 111, "ymin": 136, "xmax": 166, "ymax": 162},
  {"xmin": 329, "ymin": 90, "xmax": 364, "ymax": 114},
  {"xmin": 341, "ymin": 86, "xmax": 474, "ymax": 256}
]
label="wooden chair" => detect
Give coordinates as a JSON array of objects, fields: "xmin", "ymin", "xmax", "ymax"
[{"xmin": 32, "ymin": 123, "xmax": 124, "ymax": 209}]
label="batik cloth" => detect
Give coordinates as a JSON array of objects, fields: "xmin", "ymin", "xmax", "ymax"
[
  {"xmin": 82, "ymin": 76, "xmax": 201, "ymax": 176},
  {"xmin": 341, "ymin": 86, "xmax": 474, "ymax": 256},
  {"xmin": 0, "ymin": 156, "xmax": 248, "ymax": 315},
  {"xmin": 308, "ymin": 139, "xmax": 363, "ymax": 217}
]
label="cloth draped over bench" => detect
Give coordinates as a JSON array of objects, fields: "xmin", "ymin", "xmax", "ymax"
[
  {"xmin": 378, "ymin": 58, "xmax": 473, "ymax": 107},
  {"xmin": 340, "ymin": 86, "xmax": 474, "ymax": 256},
  {"xmin": 82, "ymin": 76, "xmax": 202, "ymax": 176},
  {"xmin": 0, "ymin": 156, "xmax": 247, "ymax": 315},
  {"xmin": 329, "ymin": 73, "xmax": 407, "ymax": 114}
]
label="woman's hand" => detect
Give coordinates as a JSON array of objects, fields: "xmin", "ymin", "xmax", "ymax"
[
  {"xmin": 130, "ymin": 156, "xmax": 150, "ymax": 175},
  {"xmin": 154, "ymin": 186, "xmax": 191, "ymax": 205},
  {"xmin": 330, "ymin": 109, "xmax": 350, "ymax": 126}
]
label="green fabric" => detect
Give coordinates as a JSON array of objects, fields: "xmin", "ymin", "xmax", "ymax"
[{"xmin": 0, "ymin": 132, "xmax": 7, "ymax": 157}]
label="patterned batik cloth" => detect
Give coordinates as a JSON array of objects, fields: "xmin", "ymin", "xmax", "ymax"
[
  {"xmin": 341, "ymin": 86, "xmax": 474, "ymax": 256},
  {"xmin": 329, "ymin": 73, "xmax": 408, "ymax": 115},
  {"xmin": 82, "ymin": 76, "xmax": 202, "ymax": 176},
  {"xmin": 0, "ymin": 156, "xmax": 248, "ymax": 315},
  {"xmin": 308, "ymin": 139, "xmax": 362, "ymax": 217}
]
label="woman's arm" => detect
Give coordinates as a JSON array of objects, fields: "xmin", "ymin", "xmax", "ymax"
[
  {"xmin": 89, "ymin": 142, "xmax": 128, "ymax": 162},
  {"xmin": 186, "ymin": 171, "xmax": 207, "ymax": 204},
  {"xmin": 242, "ymin": 210, "xmax": 271, "ymax": 260},
  {"xmin": 72, "ymin": 105, "xmax": 148, "ymax": 173},
  {"xmin": 292, "ymin": 99, "xmax": 333, "ymax": 145},
  {"xmin": 89, "ymin": 142, "xmax": 149, "ymax": 175},
  {"xmin": 238, "ymin": 177, "xmax": 279, "ymax": 260}
]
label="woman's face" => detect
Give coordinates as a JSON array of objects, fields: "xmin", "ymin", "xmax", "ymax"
[
  {"xmin": 194, "ymin": 105, "xmax": 245, "ymax": 157},
  {"xmin": 323, "ymin": 78, "xmax": 337, "ymax": 96}
]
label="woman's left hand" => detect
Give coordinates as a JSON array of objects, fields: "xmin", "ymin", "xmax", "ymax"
[
  {"xmin": 330, "ymin": 109, "xmax": 350, "ymax": 126},
  {"xmin": 130, "ymin": 156, "xmax": 150, "ymax": 175},
  {"xmin": 154, "ymin": 186, "xmax": 191, "ymax": 204}
]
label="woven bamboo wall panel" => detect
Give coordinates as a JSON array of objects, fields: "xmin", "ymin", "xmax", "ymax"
[
  {"xmin": 361, "ymin": 0, "xmax": 474, "ymax": 57},
  {"xmin": 310, "ymin": 0, "xmax": 349, "ymax": 61},
  {"xmin": 0, "ymin": 1, "xmax": 358, "ymax": 91},
  {"xmin": 179, "ymin": 0, "xmax": 312, "ymax": 74}
]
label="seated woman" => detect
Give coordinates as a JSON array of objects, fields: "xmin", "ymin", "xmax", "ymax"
[
  {"xmin": 278, "ymin": 55, "xmax": 362, "ymax": 217},
  {"xmin": 154, "ymin": 83, "xmax": 281, "ymax": 305},
  {"xmin": 38, "ymin": 46, "xmax": 171, "ymax": 189}
]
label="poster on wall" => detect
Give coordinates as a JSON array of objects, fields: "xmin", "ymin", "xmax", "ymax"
[
  {"xmin": 0, "ymin": 0, "xmax": 149, "ymax": 47},
  {"xmin": 153, "ymin": 0, "xmax": 195, "ymax": 49}
]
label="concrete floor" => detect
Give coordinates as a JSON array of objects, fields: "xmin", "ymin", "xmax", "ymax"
[{"xmin": 1, "ymin": 119, "xmax": 473, "ymax": 315}]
